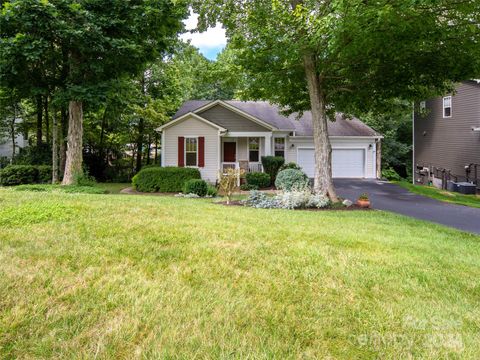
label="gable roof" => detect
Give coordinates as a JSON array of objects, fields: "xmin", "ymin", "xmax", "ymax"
[
  {"xmin": 158, "ymin": 112, "xmax": 227, "ymax": 132},
  {"xmin": 172, "ymin": 100, "xmax": 380, "ymax": 137}
]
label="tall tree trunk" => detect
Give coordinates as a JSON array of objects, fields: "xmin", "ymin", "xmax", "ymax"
[
  {"xmin": 10, "ymin": 105, "xmax": 17, "ymax": 160},
  {"xmin": 136, "ymin": 118, "xmax": 144, "ymax": 172},
  {"xmin": 52, "ymin": 108, "xmax": 59, "ymax": 183},
  {"xmin": 146, "ymin": 134, "xmax": 151, "ymax": 165},
  {"xmin": 60, "ymin": 106, "xmax": 68, "ymax": 175},
  {"xmin": 303, "ymin": 53, "xmax": 338, "ymax": 202},
  {"xmin": 99, "ymin": 106, "xmax": 108, "ymax": 165},
  {"xmin": 44, "ymin": 96, "xmax": 50, "ymax": 145},
  {"xmin": 154, "ymin": 134, "xmax": 158, "ymax": 163},
  {"xmin": 36, "ymin": 95, "xmax": 43, "ymax": 147},
  {"xmin": 62, "ymin": 101, "xmax": 83, "ymax": 185}
]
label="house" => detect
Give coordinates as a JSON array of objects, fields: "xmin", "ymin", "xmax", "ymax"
[
  {"xmin": 414, "ymin": 80, "xmax": 480, "ymax": 185},
  {"xmin": 158, "ymin": 100, "xmax": 382, "ymax": 183},
  {"xmin": 0, "ymin": 118, "xmax": 25, "ymax": 161}
]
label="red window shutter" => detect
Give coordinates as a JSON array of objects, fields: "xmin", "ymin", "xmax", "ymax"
[
  {"xmin": 178, "ymin": 137, "xmax": 184, "ymax": 167},
  {"xmin": 198, "ymin": 137, "xmax": 205, "ymax": 167}
]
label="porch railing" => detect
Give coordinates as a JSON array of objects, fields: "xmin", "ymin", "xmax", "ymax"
[{"xmin": 221, "ymin": 162, "xmax": 263, "ymax": 173}]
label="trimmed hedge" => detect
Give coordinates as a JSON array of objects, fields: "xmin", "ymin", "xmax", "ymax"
[
  {"xmin": 132, "ymin": 167, "xmax": 201, "ymax": 193},
  {"xmin": 275, "ymin": 169, "xmax": 309, "ymax": 191},
  {"xmin": 183, "ymin": 179, "xmax": 208, "ymax": 197},
  {"xmin": 0, "ymin": 165, "xmax": 53, "ymax": 186},
  {"xmin": 246, "ymin": 172, "xmax": 270, "ymax": 189},
  {"xmin": 261, "ymin": 156, "xmax": 285, "ymax": 183}
]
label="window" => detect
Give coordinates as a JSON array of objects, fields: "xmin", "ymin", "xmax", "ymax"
[
  {"xmin": 248, "ymin": 137, "xmax": 260, "ymax": 162},
  {"xmin": 274, "ymin": 137, "xmax": 285, "ymax": 158},
  {"xmin": 185, "ymin": 137, "xmax": 197, "ymax": 166},
  {"xmin": 443, "ymin": 96, "xmax": 452, "ymax": 118}
]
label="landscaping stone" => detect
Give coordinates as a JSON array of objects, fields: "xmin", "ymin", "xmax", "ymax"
[{"xmin": 343, "ymin": 199, "xmax": 353, "ymax": 207}]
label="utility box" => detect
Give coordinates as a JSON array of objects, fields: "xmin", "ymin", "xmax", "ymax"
[
  {"xmin": 446, "ymin": 181, "xmax": 458, "ymax": 192},
  {"xmin": 456, "ymin": 182, "xmax": 477, "ymax": 195}
]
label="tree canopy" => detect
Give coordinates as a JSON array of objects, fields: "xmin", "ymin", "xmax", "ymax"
[{"xmin": 193, "ymin": 0, "xmax": 480, "ymax": 199}]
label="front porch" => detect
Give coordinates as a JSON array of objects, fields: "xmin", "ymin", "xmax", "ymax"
[{"xmin": 220, "ymin": 133, "xmax": 273, "ymax": 174}]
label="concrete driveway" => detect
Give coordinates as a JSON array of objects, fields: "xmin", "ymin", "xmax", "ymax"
[{"xmin": 334, "ymin": 179, "xmax": 480, "ymax": 235}]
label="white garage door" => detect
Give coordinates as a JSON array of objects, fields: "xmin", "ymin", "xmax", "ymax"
[{"xmin": 297, "ymin": 148, "xmax": 365, "ymax": 178}]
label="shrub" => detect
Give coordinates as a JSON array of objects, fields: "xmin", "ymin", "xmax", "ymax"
[
  {"xmin": 207, "ymin": 185, "xmax": 218, "ymax": 197},
  {"xmin": 132, "ymin": 167, "xmax": 201, "ymax": 193},
  {"xmin": 0, "ymin": 165, "xmax": 38, "ymax": 186},
  {"xmin": 73, "ymin": 172, "xmax": 97, "ymax": 187},
  {"xmin": 36, "ymin": 165, "xmax": 53, "ymax": 184},
  {"xmin": 261, "ymin": 156, "xmax": 285, "ymax": 183},
  {"xmin": 279, "ymin": 162, "xmax": 302, "ymax": 172},
  {"xmin": 244, "ymin": 188, "xmax": 330, "ymax": 210},
  {"xmin": 246, "ymin": 172, "xmax": 270, "ymax": 189},
  {"xmin": 14, "ymin": 144, "xmax": 51, "ymax": 165},
  {"xmin": 244, "ymin": 190, "xmax": 278, "ymax": 209},
  {"xmin": 382, "ymin": 167, "xmax": 402, "ymax": 181},
  {"xmin": 275, "ymin": 169, "xmax": 309, "ymax": 191},
  {"xmin": 183, "ymin": 179, "xmax": 208, "ymax": 197},
  {"xmin": 240, "ymin": 183, "xmax": 259, "ymax": 191},
  {"xmin": 218, "ymin": 168, "xmax": 244, "ymax": 204},
  {"xmin": 358, "ymin": 193, "xmax": 369, "ymax": 201}
]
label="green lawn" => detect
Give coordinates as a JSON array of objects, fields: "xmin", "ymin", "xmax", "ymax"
[
  {"xmin": 96, "ymin": 182, "xmax": 131, "ymax": 194},
  {"xmin": 396, "ymin": 181, "xmax": 480, "ymax": 208},
  {"xmin": 0, "ymin": 189, "xmax": 479, "ymax": 358}
]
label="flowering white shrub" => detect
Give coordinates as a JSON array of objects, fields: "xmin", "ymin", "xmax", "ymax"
[{"xmin": 244, "ymin": 188, "xmax": 330, "ymax": 210}]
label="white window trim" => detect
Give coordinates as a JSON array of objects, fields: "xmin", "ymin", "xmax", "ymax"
[
  {"xmin": 184, "ymin": 136, "xmax": 199, "ymax": 168},
  {"xmin": 248, "ymin": 137, "xmax": 261, "ymax": 163},
  {"xmin": 274, "ymin": 136, "xmax": 286, "ymax": 158},
  {"xmin": 443, "ymin": 96, "xmax": 452, "ymax": 118}
]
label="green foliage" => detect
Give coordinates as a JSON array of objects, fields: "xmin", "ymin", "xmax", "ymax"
[
  {"xmin": 382, "ymin": 168, "xmax": 402, "ymax": 181},
  {"xmin": 206, "ymin": 185, "xmax": 218, "ymax": 197},
  {"xmin": 183, "ymin": 179, "xmax": 208, "ymax": 197},
  {"xmin": 261, "ymin": 156, "xmax": 285, "ymax": 184},
  {"xmin": 132, "ymin": 167, "xmax": 201, "ymax": 193},
  {"xmin": 73, "ymin": 172, "xmax": 97, "ymax": 187},
  {"xmin": 245, "ymin": 172, "xmax": 270, "ymax": 189},
  {"xmin": 36, "ymin": 165, "xmax": 53, "ymax": 184},
  {"xmin": 358, "ymin": 193, "xmax": 370, "ymax": 201},
  {"xmin": 14, "ymin": 184, "xmax": 106, "ymax": 194},
  {"xmin": 275, "ymin": 169, "xmax": 309, "ymax": 192},
  {"xmin": 240, "ymin": 183, "xmax": 259, "ymax": 191},
  {"xmin": 279, "ymin": 162, "xmax": 302, "ymax": 172},
  {"xmin": 14, "ymin": 144, "xmax": 52, "ymax": 166},
  {"xmin": 0, "ymin": 165, "xmax": 52, "ymax": 186}
]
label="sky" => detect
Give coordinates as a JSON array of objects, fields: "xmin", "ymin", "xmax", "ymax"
[{"xmin": 180, "ymin": 13, "xmax": 227, "ymax": 61}]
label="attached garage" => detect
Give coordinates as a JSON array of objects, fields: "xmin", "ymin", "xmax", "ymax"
[{"xmin": 297, "ymin": 147, "xmax": 367, "ymax": 178}]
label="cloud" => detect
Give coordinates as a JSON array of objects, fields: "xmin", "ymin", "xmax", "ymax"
[{"xmin": 180, "ymin": 13, "xmax": 227, "ymax": 59}]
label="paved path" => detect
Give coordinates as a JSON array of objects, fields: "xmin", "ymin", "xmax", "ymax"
[{"xmin": 334, "ymin": 179, "xmax": 480, "ymax": 235}]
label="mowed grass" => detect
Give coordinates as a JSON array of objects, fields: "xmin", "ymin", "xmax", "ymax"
[
  {"xmin": 0, "ymin": 189, "xmax": 479, "ymax": 359},
  {"xmin": 396, "ymin": 181, "xmax": 480, "ymax": 208}
]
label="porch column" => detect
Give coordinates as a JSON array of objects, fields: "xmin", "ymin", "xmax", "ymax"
[{"xmin": 264, "ymin": 134, "xmax": 272, "ymax": 156}]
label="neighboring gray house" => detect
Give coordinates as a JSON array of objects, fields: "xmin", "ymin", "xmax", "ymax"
[
  {"xmin": 414, "ymin": 80, "xmax": 480, "ymax": 183},
  {"xmin": 0, "ymin": 118, "xmax": 25, "ymax": 160},
  {"xmin": 158, "ymin": 100, "xmax": 382, "ymax": 183}
]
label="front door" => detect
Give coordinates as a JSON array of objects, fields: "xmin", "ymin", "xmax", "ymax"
[{"xmin": 223, "ymin": 142, "xmax": 236, "ymax": 162}]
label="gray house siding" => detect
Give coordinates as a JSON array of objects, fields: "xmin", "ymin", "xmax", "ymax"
[
  {"xmin": 414, "ymin": 81, "xmax": 480, "ymax": 178},
  {"xmin": 198, "ymin": 104, "xmax": 270, "ymax": 132}
]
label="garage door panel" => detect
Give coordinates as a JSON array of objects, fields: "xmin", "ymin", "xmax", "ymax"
[
  {"xmin": 332, "ymin": 149, "xmax": 365, "ymax": 178},
  {"xmin": 296, "ymin": 148, "xmax": 365, "ymax": 178}
]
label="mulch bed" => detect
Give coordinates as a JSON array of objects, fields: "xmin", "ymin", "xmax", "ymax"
[{"xmin": 215, "ymin": 200, "xmax": 372, "ymax": 211}]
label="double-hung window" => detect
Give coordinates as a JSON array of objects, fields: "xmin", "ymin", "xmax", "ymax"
[
  {"xmin": 185, "ymin": 137, "xmax": 198, "ymax": 166},
  {"xmin": 443, "ymin": 96, "xmax": 452, "ymax": 118},
  {"xmin": 248, "ymin": 137, "xmax": 260, "ymax": 162},
  {"xmin": 274, "ymin": 137, "xmax": 285, "ymax": 158}
]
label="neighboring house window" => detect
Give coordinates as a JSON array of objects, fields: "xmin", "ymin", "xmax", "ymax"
[
  {"xmin": 443, "ymin": 96, "xmax": 452, "ymax": 118},
  {"xmin": 274, "ymin": 137, "xmax": 285, "ymax": 158},
  {"xmin": 249, "ymin": 137, "xmax": 260, "ymax": 162},
  {"xmin": 420, "ymin": 101, "xmax": 426, "ymax": 111},
  {"xmin": 185, "ymin": 137, "xmax": 198, "ymax": 166}
]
